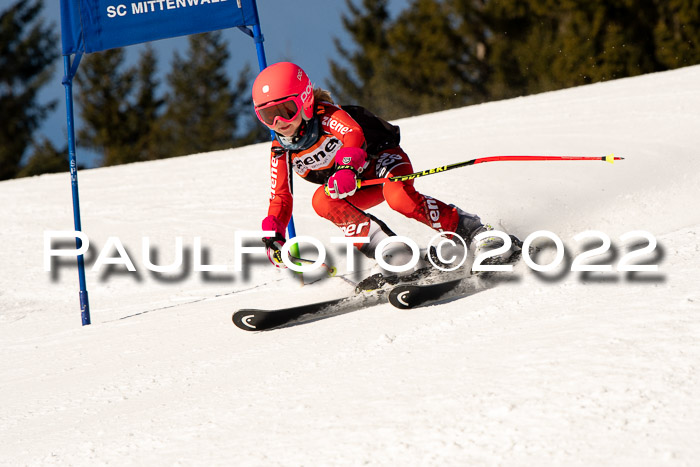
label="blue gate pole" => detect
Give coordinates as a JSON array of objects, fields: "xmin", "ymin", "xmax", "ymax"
[
  {"xmin": 248, "ymin": 1, "xmax": 298, "ymax": 242},
  {"xmin": 63, "ymin": 54, "xmax": 91, "ymax": 326}
]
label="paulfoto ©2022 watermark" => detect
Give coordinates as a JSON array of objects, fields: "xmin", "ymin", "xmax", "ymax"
[{"xmin": 44, "ymin": 229, "xmax": 660, "ymax": 276}]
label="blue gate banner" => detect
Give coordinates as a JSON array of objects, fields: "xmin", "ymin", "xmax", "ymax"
[{"xmin": 60, "ymin": 0, "xmax": 258, "ymax": 55}]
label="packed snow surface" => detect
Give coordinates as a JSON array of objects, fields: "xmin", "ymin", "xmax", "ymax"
[{"xmin": 2, "ymin": 65, "xmax": 700, "ymax": 465}]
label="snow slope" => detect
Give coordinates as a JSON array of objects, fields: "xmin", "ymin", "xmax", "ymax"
[{"xmin": 1, "ymin": 65, "xmax": 700, "ymax": 465}]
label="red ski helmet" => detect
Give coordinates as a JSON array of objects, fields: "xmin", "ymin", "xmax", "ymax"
[{"xmin": 252, "ymin": 62, "xmax": 314, "ymax": 128}]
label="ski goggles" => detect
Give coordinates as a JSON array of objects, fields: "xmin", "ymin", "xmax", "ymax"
[{"xmin": 255, "ymin": 96, "xmax": 303, "ymax": 127}]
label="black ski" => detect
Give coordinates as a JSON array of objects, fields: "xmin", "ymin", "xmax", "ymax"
[
  {"xmin": 387, "ymin": 236, "xmax": 530, "ymax": 310},
  {"xmin": 232, "ymin": 291, "xmax": 386, "ymax": 331},
  {"xmin": 388, "ymin": 278, "xmax": 465, "ymax": 309},
  {"xmin": 233, "ymin": 236, "xmax": 533, "ymax": 329}
]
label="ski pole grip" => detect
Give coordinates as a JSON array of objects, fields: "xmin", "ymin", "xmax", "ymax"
[{"xmin": 324, "ymin": 179, "xmax": 367, "ymax": 196}]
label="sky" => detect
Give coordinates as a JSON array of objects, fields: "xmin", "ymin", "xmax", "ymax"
[{"xmin": 2, "ymin": 0, "xmax": 408, "ymax": 167}]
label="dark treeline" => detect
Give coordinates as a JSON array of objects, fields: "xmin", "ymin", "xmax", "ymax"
[
  {"xmin": 331, "ymin": 0, "xmax": 700, "ymax": 119},
  {"xmin": 2, "ymin": 0, "xmax": 699, "ymax": 179}
]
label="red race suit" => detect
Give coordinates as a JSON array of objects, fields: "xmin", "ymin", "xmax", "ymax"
[{"xmin": 267, "ymin": 102, "xmax": 460, "ymax": 248}]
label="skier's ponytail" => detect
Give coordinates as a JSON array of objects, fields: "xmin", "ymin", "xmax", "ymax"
[{"xmin": 313, "ymin": 88, "xmax": 334, "ymax": 105}]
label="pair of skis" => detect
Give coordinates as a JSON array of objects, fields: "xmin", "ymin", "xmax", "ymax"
[
  {"xmin": 233, "ymin": 235, "xmax": 528, "ymax": 331},
  {"xmin": 232, "ymin": 276, "xmax": 467, "ymax": 331}
]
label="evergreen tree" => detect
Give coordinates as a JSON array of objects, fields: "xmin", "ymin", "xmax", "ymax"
[
  {"xmin": 328, "ymin": 0, "xmax": 397, "ymax": 117},
  {"xmin": 231, "ymin": 63, "xmax": 269, "ymax": 147},
  {"xmin": 130, "ymin": 47, "xmax": 166, "ymax": 161},
  {"xmin": 160, "ymin": 32, "xmax": 252, "ymax": 157},
  {"xmin": 75, "ymin": 45, "xmax": 164, "ymax": 166},
  {"xmin": 387, "ymin": 0, "xmax": 489, "ymax": 117},
  {"xmin": 654, "ymin": 0, "xmax": 700, "ymax": 68},
  {"xmin": 484, "ymin": 0, "xmax": 661, "ymax": 98},
  {"xmin": 557, "ymin": 1, "xmax": 659, "ymax": 83},
  {"xmin": 482, "ymin": 0, "xmax": 556, "ymax": 98},
  {"xmin": 448, "ymin": 0, "xmax": 491, "ymax": 96},
  {"xmin": 0, "ymin": 0, "xmax": 57, "ymax": 180},
  {"xmin": 17, "ymin": 137, "xmax": 68, "ymax": 177},
  {"xmin": 329, "ymin": 0, "xmax": 489, "ymax": 119}
]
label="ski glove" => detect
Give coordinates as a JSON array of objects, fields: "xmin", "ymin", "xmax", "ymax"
[
  {"xmin": 261, "ymin": 215, "xmax": 287, "ymax": 268},
  {"xmin": 326, "ymin": 147, "xmax": 367, "ymax": 200},
  {"xmin": 326, "ymin": 169, "xmax": 358, "ymax": 200}
]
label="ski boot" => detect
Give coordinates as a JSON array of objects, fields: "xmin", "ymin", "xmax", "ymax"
[{"xmin": 453, "ymin": 207, "xmax": 519, "ymax": 265}]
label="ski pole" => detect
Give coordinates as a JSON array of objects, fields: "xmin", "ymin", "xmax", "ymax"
[
  {"xmin": 288, "ymin": 254, "xmax": 338, "ymax": 277},
  {"xmin": 358, "ymin": 154, "xmax": 624, "ymax": 187},
  {"xmin": 287, "ymin": 254, "xmax": 361, "ymax": 287}
]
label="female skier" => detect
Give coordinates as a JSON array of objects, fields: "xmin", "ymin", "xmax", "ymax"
[{"xmin": 253, "ymin": 62, "xmax": 503, "ymax": 280}]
